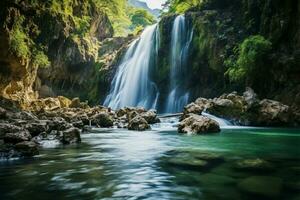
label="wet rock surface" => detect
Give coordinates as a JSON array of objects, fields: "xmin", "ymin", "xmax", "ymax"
[
  {"xmin": 128, "ymin": 115, "xmax": 150, "ymax": 131},
  {"xmin": 115, "ymin": 107, "xmax": 160, "ymax": 130},
  {"xmin": 0, "ymin": 98, "xmax": 160, "ymax": 159},
  {"xmin": 185, "ymin": 88, "xmax": 298, "ymax": 127},
  {"xmin": 178, "ymin": 114, "xmax": 220, "ymax": 134}
]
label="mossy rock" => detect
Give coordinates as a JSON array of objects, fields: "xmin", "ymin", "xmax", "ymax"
[
  {"xmin": 234, "ymin": 158, "xmax": 275, "ymax": 172},
  {"xmin": 167, "ymin": 157, "xmax": 209, "ymax": 170}
]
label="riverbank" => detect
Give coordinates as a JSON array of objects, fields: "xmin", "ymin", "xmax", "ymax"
[
  {"xmin": 0, "ymin": 87, "xmax": 299, "ymax": 160},
  {"xmin": 0, "ymin": 96, "xmax": 161, "ymax": 159}
]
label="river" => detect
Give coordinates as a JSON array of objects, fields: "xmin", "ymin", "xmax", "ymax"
[{"xmin": 0, "ymin": 118, "xmax": 299, "ymax": 200}]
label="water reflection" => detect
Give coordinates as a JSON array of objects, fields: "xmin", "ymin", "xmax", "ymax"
[{"xmin": 0, "ymin": 127, "xmax": 299, "ymax": 200}]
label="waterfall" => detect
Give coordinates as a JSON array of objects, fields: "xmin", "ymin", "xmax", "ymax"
[
  {"xmin": 104, "ymin": 24, "xmax": 160, "ymax": 110},
  {"xmin": 165, "ymin": 15, "xmax": 193, "ymax": 113}
]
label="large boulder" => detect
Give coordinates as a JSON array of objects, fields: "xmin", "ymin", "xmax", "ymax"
[
  {"xmin": 140, "ymin": 109, "xmax": 160, "ymax": 124},
  {"xmin": 47, "ymin": 117, "xmax": 72, "ymax": 131},
  {"xmin": 15, "ymin": 141, "xmax": 39, "ymax": 156},
  {"xmin": 128, "ymin": 115, "xmax": 150, "ymax": 131},
  {"xmin": 92, "ymin": 112, "xmax": 114, "ymax": 127},
  {"xmin": 61, "ymin": 127, "xmax": 81, "ymax": 144},
  {"xmin": 0, "ymin": 123, "xmax": 23, "ymax": 139},
  {"xmin": 206, "ymin": 93, "xmax": 246, "ymax": 120},
  {"xmin": 25, "ymin": 121, "xmax": 48, "ymax": 136},
  {"xmin": 69, "ymin": 98, "xmax": 90, "ymax": 109},
  {"xmin": 178, "ymin": 114, "xmax": 220, "ymax": 134},
  {"xmin": 43, "ymin": 98, "xmax": 61, "ymax": 110},
  {"xmin": 57, "ymin": 96, "xmax": 72, "ymax": 108},
  {"xmin": 250, "ymin": 99, "xmax": 292, "ymax": 126},
  {"xmin": 188, "ymin": 88, "xmax": 296, "ymax": 127},
  {"xmin": 127, "ymin": 110, "xmax": 139, "ymax": 122},
  {"xmin": 4, "ymin": 130, "xmax": 32, "ymax": 144},
  {"xmin": 181, "ymin": 103, "xmax": 203, "ymax": 120}
]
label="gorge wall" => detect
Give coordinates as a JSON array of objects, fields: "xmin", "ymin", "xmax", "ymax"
[
  {"xmin": 0, "ymin": 0, "xmax": 129, "ymax": 108},
  {"xmin": 156, "ymin": 0, "xmax": 300, "ymax": 110}
]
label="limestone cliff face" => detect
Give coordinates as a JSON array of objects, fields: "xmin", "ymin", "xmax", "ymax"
[
  {"xmin": 0, "ymin": 6, "xmax": 39, "ymax": 105},
  {"xmin": 0, "ymin": 0, "xmax": 115, "ymax": 106},
  {"xmin": 157, "ymin": 0, "xmax": 300, "ymax": 108}
]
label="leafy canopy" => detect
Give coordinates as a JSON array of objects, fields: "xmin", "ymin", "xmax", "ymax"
[{"xmin": 163, "ymin": 0, "xmax": 201, "ymax": 14}]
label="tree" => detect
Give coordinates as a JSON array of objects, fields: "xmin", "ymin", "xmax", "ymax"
[{"xmin": 130, "ymin": 9, "xmax": 155, "ymax": 28}]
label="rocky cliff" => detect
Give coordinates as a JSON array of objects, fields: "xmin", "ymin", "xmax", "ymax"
[
  {"xmin": 0, "ymin": 0, "xmax": 131, "ymax": 108},
  {"xmin": 157, "ymin": 0, "xmax": 300, "ymax": 109}
]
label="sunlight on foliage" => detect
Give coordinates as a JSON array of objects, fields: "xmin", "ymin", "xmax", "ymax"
[
  {"xmin": 130, "ymin": 9, "xmax": 156, "ymax": 28},
  {"xmin": 163, "ymin": 0, "xmax": 201, "ymax": 14},
  {"xmin": 73, "ymin": 16, "xmax": 91, "ymax": 36}
]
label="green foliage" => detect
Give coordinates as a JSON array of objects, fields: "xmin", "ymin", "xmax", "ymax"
[
  {"xmin": 10, "ymin": 16, "xmax": 30, "ymax": 59},
  {"xmin": 163, "ymin": 0, "xmax": 201, "ymax": 14},
  {"xmin": 9, "ymin": 13, "xmax": 50, "ymax": 67},
  {"xmin": 32, "ymin": 48, "xmax": 50, "ymax": 67},
  {"xmin": 49, "ymin": 0, "xmax": 73, "ymax": 16},
  {"xmin": 93, "ymin": 0, "xmax": 131, "ymax": 36},
  {"xmin": 133, "ymin": 25, "xmax": 144, "ymax": 35},
  {"xmin": 73, "ymin": 16, "xmax": 91, "ymax": 36},
  {"xmin": 130, "ymin": 9, "xmax": 155, "ymax": 28},
  {"xmin": 225, "ymin": 35, "xmax": 272, "ymax": 82}
]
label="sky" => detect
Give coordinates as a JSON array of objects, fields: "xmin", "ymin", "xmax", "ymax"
[{"xmin": 139, "ymin": 0, "xmax": 167, "ymax": 9}]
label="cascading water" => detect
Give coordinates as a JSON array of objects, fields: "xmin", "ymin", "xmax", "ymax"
[
  {"xmin": 104, "ymin": 24, "xmax": 160, "ymax": 110},
  {"xmin": 165, "ymin": 15, "xmax": 193, "ymax": 113}
]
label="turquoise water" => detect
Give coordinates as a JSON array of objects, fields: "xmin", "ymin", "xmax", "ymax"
[{"xmin": 0, "ymin": 125, "xmax": 299, "ymax": 200}]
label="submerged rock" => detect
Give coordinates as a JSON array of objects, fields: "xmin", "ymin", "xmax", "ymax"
[
  {"xmin": 163, "ymin": 149, "xmax": 224, "ymax": 171},
  {"xmin": 238, "ymin": 176, "xmax": 283, "ymax": 198},
  {"xmin": 167, "ymin": 157, "xmax": 209, "ymax": 170},
  {"xmin": 234, "ymin": 158, "xmax": 274, "ymax": 172},
  {"xmin": 128, "ymin": 115, "xmax": 150, "ymax": 131},
  {"xmin": 178, "ymin": 114, "xmax": 220, "ymax": 134},
  {"xmin": 194, "ymin": 152, "xmax": 224, "ymax": 162},
  {"xmin": 199, "ymin": 173, "xmax": 236, "ymax": 186}
]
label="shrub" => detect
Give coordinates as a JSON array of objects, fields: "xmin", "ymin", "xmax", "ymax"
[
  {"xmin": 32, "ymin": 48, "xmax": 50, "ymax": 67},
  {"xmin": 225, "ymin": 35, "xmax": 272, "ymax": 82},
  {"xmin": 74, "ymin": 16, "xmax": 91, "ymax": 36},
  {"xmin": 9, "ymin": 16, "xmax": 30, "ymax": 59},
  {"xmin": 130, "ymin": 9, "xmax": 155, "ymax": 28}
]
